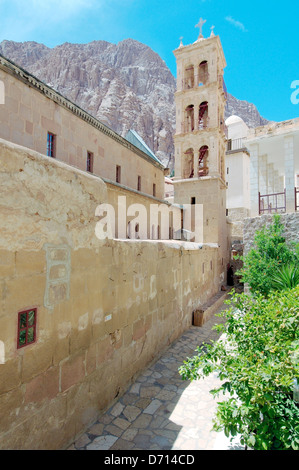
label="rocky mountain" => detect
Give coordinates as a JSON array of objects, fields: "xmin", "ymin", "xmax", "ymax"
[
  {"xmin": 225, "ymin": 93, "xmax": 270, "ymax": 129},
  {"xmin": 0, "ymin": 39, "xmax": 270, "ymax": 169}
]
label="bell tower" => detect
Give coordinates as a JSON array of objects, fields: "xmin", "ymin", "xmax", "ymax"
[{"xmin": 173, "ymin": 20, "xmax": 228, "ymax": 254}]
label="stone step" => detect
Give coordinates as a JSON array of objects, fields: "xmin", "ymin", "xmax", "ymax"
[{"xmin": 192, "ymin": 287, "xmax": 233, "ymax": 327}]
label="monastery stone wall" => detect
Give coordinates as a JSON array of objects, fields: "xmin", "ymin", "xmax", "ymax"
[
  {"xmin": 0, "ymin": 65, "xmax": 165, "ymax": 199},
  {"xmin": 0, "ymin": 139, "xmax": 222, "ymax": 449}
]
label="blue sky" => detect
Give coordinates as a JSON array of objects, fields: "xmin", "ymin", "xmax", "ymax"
[{"xmin": 0, "ymin": 0, "xmax": 298, "ymax": 122}]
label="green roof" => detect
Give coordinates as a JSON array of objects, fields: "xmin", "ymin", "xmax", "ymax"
[{"xmin": 125, "ymin": 130, "xmax": 162, "ymax": 165}]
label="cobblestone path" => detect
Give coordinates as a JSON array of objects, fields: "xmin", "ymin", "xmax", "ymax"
[{"xmin": 68, "ymin": 301, "xmax": 243, "ymax": 451}]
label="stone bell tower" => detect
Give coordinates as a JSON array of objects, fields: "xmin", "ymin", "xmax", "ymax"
[{"xmin": 173, "ymin": 19, "xmax": 228, "ymax": 257}]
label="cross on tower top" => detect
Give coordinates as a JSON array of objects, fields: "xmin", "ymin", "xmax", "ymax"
[{"xmin": 195, "ymin": 18, "xmax": 207, "ymax": 38}]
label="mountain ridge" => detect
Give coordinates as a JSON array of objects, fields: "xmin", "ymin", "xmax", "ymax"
[{"xmin": 0, "ymin": 38, "xmax": 271, "ymax": 168}]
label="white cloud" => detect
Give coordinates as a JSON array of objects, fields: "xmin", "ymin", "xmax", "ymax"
[{"xmin": 225, "ymin": 16, "xmax": 248, "ymax": 32}]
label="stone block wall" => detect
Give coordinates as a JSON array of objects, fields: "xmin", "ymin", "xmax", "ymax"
[
  {"xmin": 0, "ymin": 139, "xmax": 223, "ymax": 449},
  {"xmin": 0, "ymin": 63, "xmax": 165, "ymax": 199}
]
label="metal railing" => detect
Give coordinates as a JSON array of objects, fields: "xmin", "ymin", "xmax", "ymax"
[
  {"xmin": 181, "ymin": 117, "xmax": 210, "ymax": 134},
  {"xmin": 295, "ymin": 187, "xmax": 299, "ymax": 211},
  {"xmin": 259, "ymin": 189, "xmax": 286, "ymax": 215},
  {"xmin": 182, "ymin": 72, "xmax": 209, "ymax": 90},
  {"xmin": 183, "ymin": 167, "xmax": 209, "ymax": 179},
  {"xmin": 227, "ymin": 138, "xmax": 246, "ymax": 151}
]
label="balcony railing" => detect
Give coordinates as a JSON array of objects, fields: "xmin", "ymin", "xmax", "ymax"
[
  {"xmin": 181, "ymin": 117, "xmax": 210, "ymax": 134},
  {"xmin": 183, "ymin": 167, "xmax": 209, "ymax": 179},
  {"xmin": 227, "ymin": 138, "xmax": 246, "ymax": 151},
  {"xmin": 182, "ymin": 73, "xmax": 209, "ymax": 90},
  {"xmin": 259, "ymin": 189, "xmax": 286, "ymax": 215}
]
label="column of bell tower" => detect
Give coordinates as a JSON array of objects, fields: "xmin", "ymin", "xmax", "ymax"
[{"xmin": 173, "ymin": 20, "xmax": 228, "ymax": 262}]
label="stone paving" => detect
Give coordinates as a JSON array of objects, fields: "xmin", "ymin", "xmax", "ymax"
[{"xmin": 68, "ymin": 301, "xmax": 243, "ymax": 451}]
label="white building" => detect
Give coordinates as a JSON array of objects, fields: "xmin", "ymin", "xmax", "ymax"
[
  {"xmin": 225, "ymin": 116, "xmax": 299, "ymax": 222},
  {"xmin": 246, "ymin": 119, "xmax": 299, "ymax": 216},
  {"xmin": 225, "ymin": 115, "xmax": 250, "ymax": 221}
]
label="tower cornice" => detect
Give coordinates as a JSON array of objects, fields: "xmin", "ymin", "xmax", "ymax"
[{"xmin": 173, "ymin": 35, "xmax": 226, "ymax": 70}]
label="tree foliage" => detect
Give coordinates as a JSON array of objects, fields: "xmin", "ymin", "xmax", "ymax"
[
  {"xmin": 237, "ymin": 214, "xmax": 298, "ymax": 297},
  {"xmin": 179, "ymin": 288, "xmax": 299, "ymax": 450}
]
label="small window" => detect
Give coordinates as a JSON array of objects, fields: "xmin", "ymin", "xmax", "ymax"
[
  {"xmin": 47, "ymin": 132, "xmax": 55, "ymax": 158},
  {"xmin": 137, "ymin": 176, "xmax": 141, "ymax": 191},
  {"xmin": 17, "ymin": 308, "xmax": 37, "ymax": 349},
  {"xmin": 87, "ymin": 151, "xmax": 94, "ymax": 173},
  {"xmin": 153, "ymin": 184, "xmax": 156, "ymax": 197},
  {"xmin": 116, "ymin": 165, "xmax": 121, "ymax": 184},
  {"xmin": 191, "ymin": 197, "xmax": 196, "ymax": 205}
]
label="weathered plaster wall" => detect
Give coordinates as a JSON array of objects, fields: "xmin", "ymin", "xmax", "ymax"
[{"xmin": 0, "ymin": 140, "xmax": 222, "ymax": 449}]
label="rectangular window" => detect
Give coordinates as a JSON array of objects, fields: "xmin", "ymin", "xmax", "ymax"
[
  {"xmin": 87, "ymin": 151, "xmax": 94, "ymax": 173},
  {"xmin": 191, "ymin": 197, "xmax": 196, "ymax": 205},
  {"xmin": 47, "ymin": 132, "xmax": 55, "ymax": 158},
  {"xmin": 137, "ymin": 176, "xmax": 141, "ymax": 191},
  {"xmin": 153, "ymin": 184, "xmax": 156, "ymax": 197},
  {"xmin": 116, "ymin": 165, "xmax": 121, "ymax": 184},
  {"xmin": 17, "ymin": 308, "xmax": 37, "ymax": 349}
]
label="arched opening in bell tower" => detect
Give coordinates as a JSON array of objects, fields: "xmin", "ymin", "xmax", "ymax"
[
  {"xmin": 184, "ymin": 65, "xmax": 194, "ymax": 89},
  {"xmin": 185, "ymin": 105, "xmax": 195, "ymax": 133},
  {"xmin": 183, "ymin": 148, "xmax": 194, "ymax": 179},
  {"xmin": 198, "ymin": 61, "xmax": 208, "ymax": 86},
  {"xmin": 198, "ymin": 101, "xmax": 209, "ymax": 130},
  {"xmin": 198, "ymin": 145, "xmax": 209, "ymax": 177}
]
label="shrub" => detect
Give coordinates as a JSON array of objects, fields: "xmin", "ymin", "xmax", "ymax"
[
  {"xmin": 179, "ymin": 287, "xmax": 299, "ymax": 450},
  {"xmin": 238, "ymin": 214, "xmax": 298, "ymax": 297},
  {"xmin": 270, "ymin": 263, "xmax": 299, "ymax": 291}
]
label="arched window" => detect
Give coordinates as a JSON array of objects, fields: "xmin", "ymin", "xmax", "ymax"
[
  {"xmin": 184, "ymin": 65, "xmax": 194, "ymax": 89},
  {"xmin": 183, "ymin": 148, "xmax": 194, "ymax": 179},
  {"xmin": 198, "ymin": 102, "xmax": 209, "ymax": 130},
  {"xmin": 198, "ymin": 61, "xmax": 208, "ymax": 86},
  {"xmin": 198, "ymin": 146, "xmax": 209, "ymax": 177},
  {"xmin": 185, "ymin": 105, "xmax": 195, "ymax": 133}
]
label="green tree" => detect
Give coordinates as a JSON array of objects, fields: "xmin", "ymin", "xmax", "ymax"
[
  {"xmin": 179, "ymin": 288, "xmax": 299, "ymax": 450},
  {"xmin": 238, "ymin": 214, "xmax": 298, "ymax": 297}
]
